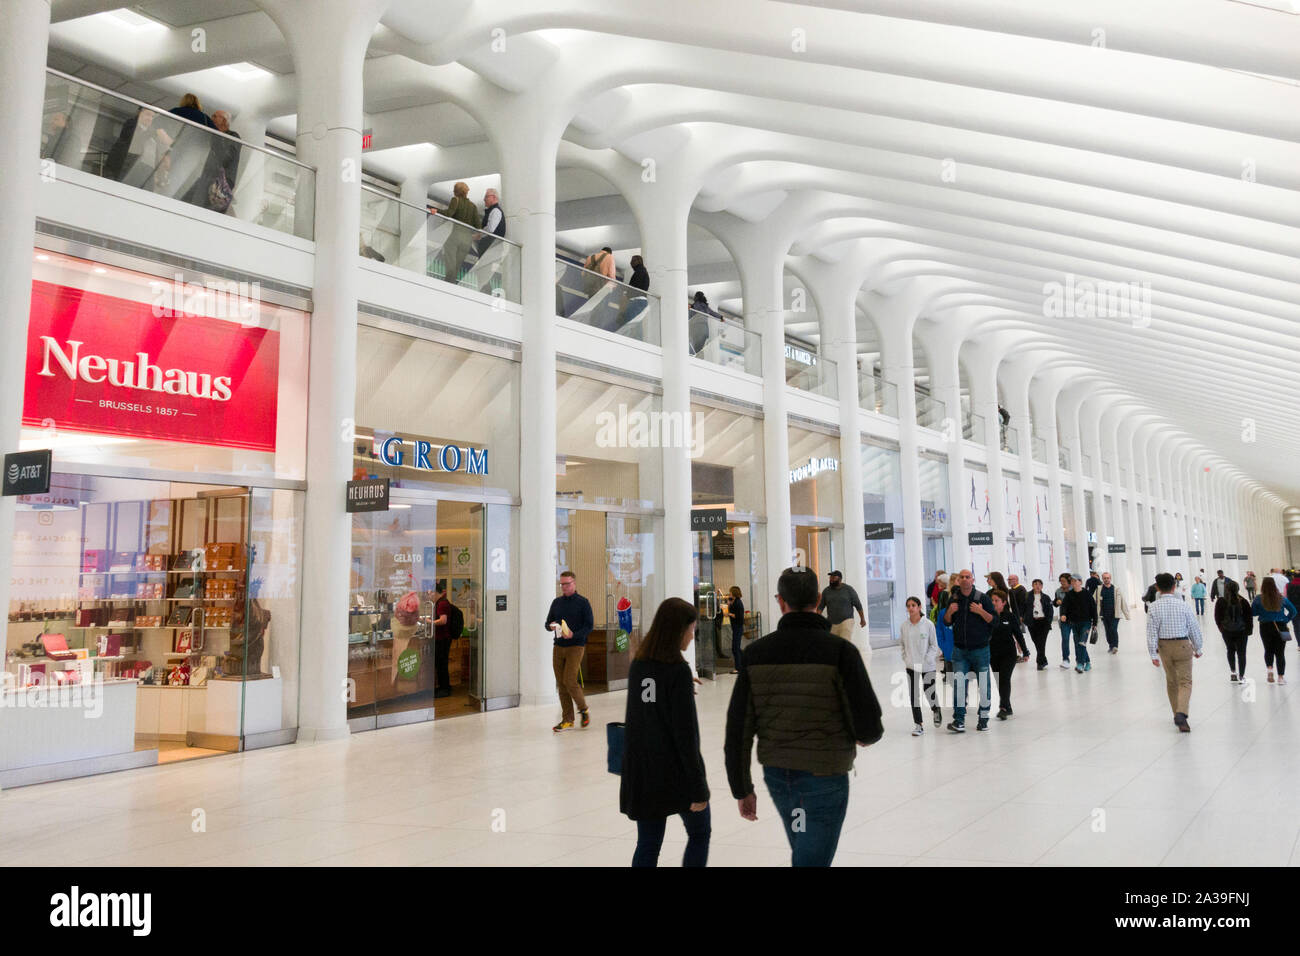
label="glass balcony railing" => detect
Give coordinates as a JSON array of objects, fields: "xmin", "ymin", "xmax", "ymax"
[
  {"xmin": 915, "ymin": 388, "xmax": 945, "ymax": 431},
  {"xmin": 1032, "ymin": 436, "xmax": 1048, "ymax": 463},
  {"xmin": 1001, "ymin": 428, "xmax": 1019, "ymax": 455},
  {"xmin": 359, "ymin": 186, "xmax": 521, "ymax": 303},
  {"xmin": 554, "ymin": 258, "xmax": 661, "ymax": 345},
  {"xmin": 1059, "ymin": 447, "xmax": 1071, "ymax": 470},
  {"xmin": 786, "ymin": 352, "xmax": 838, "ymax": 399},
  {"xmin": 688, "ymin": 311, "xmax": 761, "ymax": 374},
  {"xmin": 41, "ymin": 69, "xmax": 315, "ymax": 239},
  {"xmin": 969, "ymin": 412, "xmax": 987, "ymax": 443},
  {"xmin": 859, "ymin": 369, "xmax": 898, "ymax": 418}
]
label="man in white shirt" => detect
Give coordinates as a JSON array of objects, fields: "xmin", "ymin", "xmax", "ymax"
[
  {"xmin": 1146, "ymin": 572, "xmax": 1204, "ymax": 733},
  {"xmin": 1271, "ymin": 568, "xmax": 1289, "ymax": 595}
]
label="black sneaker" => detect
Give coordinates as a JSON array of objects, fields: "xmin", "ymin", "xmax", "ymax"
[
  {"xmin": 996, "ymin": 708, "xmax": 1008, "ymax": 720},
  {"xmin": 1175, "ymin": 712, "xmax": 1190, "ymax": 733},
  {"xmin": 976, "ymin": 718, "xmax": 990, "ymax": 731},
  {"xmin": 947, "ymin": 720, "xmax": 965, "ymax": 733},
  {"xmin": 932, "ymin": 709, "xmax": 942, "ymax": 727},
  {"xmin": 579, "ymin": 709, "xmax": 590, "ymax": 729}
]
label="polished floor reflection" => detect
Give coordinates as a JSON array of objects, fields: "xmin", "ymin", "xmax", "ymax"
[{"xmin": 1, "ymin": 616, "xmax": 1296, "ymax": 867}]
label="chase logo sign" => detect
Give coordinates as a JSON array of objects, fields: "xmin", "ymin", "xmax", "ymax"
[{"xmin": 377, "ymin": 437, "xmax": 489, "ymax": 475}]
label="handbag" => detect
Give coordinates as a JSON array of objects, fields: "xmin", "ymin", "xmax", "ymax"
[
  {"xmin": 1089, "ymin": 625, "xmax": 1099, "ymax": 644},
  {"xmin": 605, "ymin": 722, "xmax": 625, "ymax": 775},
  {"xmin": 208, "ymin": 168, "xmax": 234, "ymax": 212}
]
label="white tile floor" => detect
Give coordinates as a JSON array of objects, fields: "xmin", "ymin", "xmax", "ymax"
[{"xmin": 3, "ymin": 616, "xmax": 1298, "ymax": 866}]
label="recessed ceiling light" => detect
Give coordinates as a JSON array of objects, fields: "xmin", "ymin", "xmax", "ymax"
[
  {"xmin": 35, "ymin": 254, "xmax": 49, "ymax": 261},
  {"xmin": 220, "ymin": 62, "xmax": 274, "ymax": 81},
  {"xmin": 102, "ymin": 8, "xmax": 167, "ymax": 30},
  {"xmin": 93, "ymin": 267, "xmax": 107, "ymax": 274}
]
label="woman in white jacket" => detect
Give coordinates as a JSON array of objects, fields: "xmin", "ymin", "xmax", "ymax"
[{"xmin": 899, "ymin": 595, "xmax": 941, "ymax": 735}]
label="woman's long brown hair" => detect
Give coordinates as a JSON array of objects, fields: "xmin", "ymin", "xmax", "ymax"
[{"xmin": 635, "ymin": 597, "xmax": 699, "ymax": 664}]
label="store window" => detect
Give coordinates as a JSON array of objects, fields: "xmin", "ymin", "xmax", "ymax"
[
  {"xmin": 554, "ymin": 371, "xmax": 664, "ymax": 693},
  {"xmin": 918, "ymin": 455, "xmax": 952, "ymax": 597},
  {"xmin": 965, "ymin": 466, "xmax": 992, "ymax": 579},
  {"xmin": 347, "ymin": 325, "xmax": 520, "ymax": 728},
  {"xmin": 689, "ymin": 401, "xmax": 765, "ymax": 677},
  {"xmin": 861, "ymin": 441, "xmax": 902, "ymax": 643},
  {"xmin": 789, "ymin": 424, "xmax": 843, "ymax": 584},
  {"xmin": 1003, "ymin": 472, "xmax": 1026, "ymax": 579},
  {"xmin": 4, "ymin": 250, "xmax": 307, "ymax": 785},
  {"xmin": 1033, "ymin": 479, "xmax": 1054, "ymax": 580}
]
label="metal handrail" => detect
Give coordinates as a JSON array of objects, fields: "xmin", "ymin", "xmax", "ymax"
[
  {"xmin": 45, "ymin": 67, "xmax": 313, "ymax": 173},
  {"xmin": 360, "ymin": 183, "xmax": 523, "ymax": 251}
]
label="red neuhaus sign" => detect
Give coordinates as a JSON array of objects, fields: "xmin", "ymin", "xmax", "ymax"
[{"xmin": 23, "ymin": 280, "xmax": 279, "ymax": 452}]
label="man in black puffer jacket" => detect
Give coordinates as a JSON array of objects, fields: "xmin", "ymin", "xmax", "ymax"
[{"xmin": 724, "ymin": 567, "xmax": 882, "ymax": 867}]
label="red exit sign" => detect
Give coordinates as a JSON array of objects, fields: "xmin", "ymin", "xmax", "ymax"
[{"xmin": 361, "ymin": 129, "xmax": 373, "ymax": 150}]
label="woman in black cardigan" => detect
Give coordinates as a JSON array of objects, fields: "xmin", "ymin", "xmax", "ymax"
[{"xmin": 621, "ymin": 597, "xmax": 710, "ymax": 867}]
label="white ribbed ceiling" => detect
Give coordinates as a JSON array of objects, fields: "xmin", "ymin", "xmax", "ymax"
[{"xmin": 45, "ymin": 0, "xmax": 1300, "ymax": 510}]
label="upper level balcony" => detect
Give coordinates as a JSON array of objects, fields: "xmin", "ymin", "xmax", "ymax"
[
  {"xmin": 688, "ymin": 310, "xmax": 761, "ymax": 375},
  {"xmin": 859, "ymin": 367, "xmax": 898, "ymax": 419},
  {"xmin": 785, "ymin": 346, "xmax": 837, "ymax": 400},
  {"xmin": 915, "ymin": 387, "xmax": 945, "ymax": 432},
  {"xmin": 554, "ymin": 257, "xmax": 661, "ymax": 345},
  {"xmin": 41, "ymin": 69, "xmax": 314, "ymax": 241},
  {"xmin": 360, "ymin": 186, "xmax": 521, "ymax": 303}
]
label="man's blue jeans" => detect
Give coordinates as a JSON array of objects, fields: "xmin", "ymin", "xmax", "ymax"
[
  {"xmin": 1060, "ymin": 619, "xmax": 1072, "ymax": 662},
  {"xmin": 951, "ymin": 645, "xmax": 992, "ymax": 723},
  {"xmin": 1070, "ymin": 622, "xmax": 1092, "ymax": 665},
  {"xmin": 762, "ymin": 767, "xmax": 850, "ymax": 867}
]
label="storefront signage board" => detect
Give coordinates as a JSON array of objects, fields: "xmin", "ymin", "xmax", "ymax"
[
  {"xmin": 377, "ymin": 436, "xmax": 488, "ymax": 475},
  {"xmin": 346, "ymin": 478, "xmax": 390, "ymax": 513},
  {"xmin": 864, "ymin": 522, "xmax": 894, "ymax": 540},
  {"xmin": 1108, "ymin": 543, "xmax": 1126, "ymax": 553},
  {"xmin": 3, "ymin": 449, "xmax": 52, "ymax": 496},
  {"xmin": 691, "ymin": 508, "xmax": 728, "ymax": 531},
  {"xmin": 23, "ymin": 280, "xmax": 279, "ymax": 452},
  {"xmin": 1141, "ymin": 547, "xmax": 1158, "ymax": 555},
  {"xmin": 968, "ymin": 531, "xmax": 994, "ymax": 546}
]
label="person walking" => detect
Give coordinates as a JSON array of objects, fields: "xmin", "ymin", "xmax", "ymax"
[
  {"xmin": 1060, "ymin": 575, "xmax": 1097, "ymax": 673},
  {"xmin": 899, "ymin": 596, "xmax": 941, "ymax": 734},
  {"xmin": 430, "ymin": 580, "xmax": 455, "ymax": 698},
  {"xmin": 440, "ymin": 181, "xmax": 481, "ymax": 283},
  {"xmin": 1174, "ymin": 572, "xmax": 1186, "ymax": 600},
  {"xmin": 1209, "ymin": 569, "xmax": 1233, "ymax": 605},
  {"xmin": 1213, "ymin": 579, "xmax": 1252, "ymax": 683},
  {"xmin": 1053, "ymin": 572, "xmax": 1073, "ymax": 669},
  {"xmin": 1190, "ymin": 576, "xmax": 1207, "ymax": 616},
  {"xmin": 817, "ymin": 570, "xmax": 867, "ymax": 654},
  {"xmin": 1270, "ymin": 568, "xmax": 1290, "ymax": 596},
  {"xmin": 1244, "ymin": 570, "xmax": 1257, "ymax": 601},
  {"xmin": 927, "ymin": 570, "xmax": 947, "ymax": 611},
  {"xmin": 1025, "ymin": 578, "xmax": 1054, "ymax": 670},
  {"xmin": 988, "ymin": 571, "xmax": 1030, "ymax": 660},
  {"xmin": 621, "ymin": 597, "xmax": 710, "ymax": 867},
  {"xmin": 724, "ymin": 567, "xmax": 883, "ymax": 867},
  {"xmin": 1286, "ymin": 573, "xmax": 1300, "ymax": 624},
  {"xmin": 1093, "ymin": 571, "xmax": 1131, "ymax": 655},
  {"xmin": 1146, "ymin": 572, "xmax": 1203, "ymax": 731},
  {"xmin": 943, "ymin": 569, "xmax": 995, "ymax": 733},
  {"xmin": 546, "ymin": 570, "xmax": 594, "ymax": 732},
  {"xmin": 1252, "ymin": 577, "xmax": 1297, "ymax": 685},
  {"xmin": 726, "ymin": 586, "xmax": 746, "ymax": 674},
  {"xmin": 1086, "ymin": 570, "xmax": 1102, "ymax": 596},
  {"xmin": 988, "ymin": 589, "xmax": 1020, "ymax": 720}
]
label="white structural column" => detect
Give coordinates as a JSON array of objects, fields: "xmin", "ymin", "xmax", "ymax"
[
  {"xmin": 732, "ymin": 227, "xmax": 793, "ymax": 628},
  {"xmin": 1034, "ymin": 379, "xmax": 1067, "ymax": 582},
  {"xmin": 1083, "ymin": 404, "xmax": 1111, "ymax": 575},
  {"xmin": 969, "ymin": 343, "xmax": 1008, "ymax": 575},
  {"xmin": 260, "ymin": 0, "xmax": 390, "ymax": 739},
  {"xmin": 489, "ymin": 93, "xmax": 563, "ymax": 707},
  {"xmin": 638, "ymin": 187, "xmax": 694, "ymax": 611},
  {"xmin": 1153, "ymin": 438, "xmax": 1174, "ymax": 573},
  {"xmin": 1059, "ymin": 388, "xmax": 1090, "ymax": 575},
  {"xmin": 930, "ymin": 332, "xmax": 968, "ymax": 571},
  {"xmin": 878, "ymin": 296, "xmax": 926, "ymax": 597},
  {"xmin": 1119, "ymin": 417, "xmax": 1144, "ymax": 596},
  {"xmin": 397, "ymin": 175, "xmax": 431, "ymax": 273},
  {"xmin": 819, "ymin": 265, "xmax": 869, "ymax": 654},
  {"xmin": 0, "ymin": 0, "xmax": 51, "ymax": 642},
  {"xmin": 232, "ymin": 114, "xmax": 269, "ymax": 223},
  {"xmin": 1004, "ymin": 360, "xmax": 1039, "ymax": 581}
]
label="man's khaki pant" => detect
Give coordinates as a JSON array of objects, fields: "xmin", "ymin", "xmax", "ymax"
[
  {"xmin": 553, "ymin": 644, "xmax": 587, "ymax": 723},
  {"xmin": 830, "ymin": 618, "xmax": 870, "ymax": 662},
  {"xmin": 1157, "ymin": 638, "xmax": 1194, "ymax": 715}
]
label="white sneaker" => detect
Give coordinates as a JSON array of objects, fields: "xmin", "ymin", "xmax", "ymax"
[
  {"xmin": 1059, "ymin": 662, "xmax": 1070, "ymax": 669},
  {"xmin": 1281, "ymin": 676, "xmax": 1288, "ymax": 685},
  {"xmin": 912, "ymin": 724, "xmax": 924, "ymax": 736}
]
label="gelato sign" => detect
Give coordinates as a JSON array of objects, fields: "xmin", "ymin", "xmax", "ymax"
[{"xmin": 377, "ymin": 436, "xmax": 489, "ymax": 475}]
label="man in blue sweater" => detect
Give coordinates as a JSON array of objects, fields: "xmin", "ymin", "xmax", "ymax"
[
  {"xmin": 943, "ymin": 569, "xmax": 995, "ymax": 733},
  {"xmin": 546, "ymin": 570, "xmax": 595, "ymax": 732}
]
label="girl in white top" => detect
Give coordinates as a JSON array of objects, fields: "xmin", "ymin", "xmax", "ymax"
[{"xmin": 899, "ymin": 595, "xmax": 941, "ymax": 736}]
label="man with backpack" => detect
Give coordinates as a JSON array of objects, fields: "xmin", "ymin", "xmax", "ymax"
[{"xmin": 431, "ymin": 580, "xmax": 462, "ymax": 699}]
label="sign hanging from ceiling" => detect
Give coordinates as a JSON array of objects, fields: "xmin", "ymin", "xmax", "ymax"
[
  {"xmin": 22, "ymin": 280, "xmax": 279, "ymax": 452},
  {"xmin": 864, "ymin": 522, "xmax": 894, "ymax": 540}
]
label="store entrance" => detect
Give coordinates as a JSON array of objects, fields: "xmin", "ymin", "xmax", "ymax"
[
  {"xmin": 555, "ymin": 508, "xmax": 657, "ymax": 694},
  {"xmin": 793, "ymin": 523, "xmax": 839, "ymax": 581},
  {"xmin": 348, "ymin": 497, "xmax": 503, "ymax": 730},
  {"xmin": 692, "ymin": 519, "xmax": 762, "ymax": 678}
]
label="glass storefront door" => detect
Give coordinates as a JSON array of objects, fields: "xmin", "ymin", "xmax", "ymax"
[
  {"xmin": 794, "ymin": 524, "xmax": 838, "ymax": 580},
  {"xmin": 348, "ymin": 496, "xmax": 492, "ymax": 730},
  {"xmin": 556, "ymin": 508, "xmax": 659, "ymax": 694},
  {"xmin": 692, "ymin": 519, "xmax": 762, "ymax": 677}
]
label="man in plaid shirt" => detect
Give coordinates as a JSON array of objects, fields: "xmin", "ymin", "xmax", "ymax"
[{"xmin": 1146, "ymin": 572, "xmax": 1204, "ymax": 732}]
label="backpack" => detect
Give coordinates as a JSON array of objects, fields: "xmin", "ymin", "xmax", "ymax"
[
  {"xmin": 442, "ymin": 601, "xmax": 464, "ymax": 640},
  {"xmin": 1224, "ymin": 598, "xmax": 1243, "ymax": 631},
  {"xmin": 583, "ymin": 252, "xmax": 608, "ymax": 297}
]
